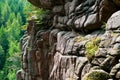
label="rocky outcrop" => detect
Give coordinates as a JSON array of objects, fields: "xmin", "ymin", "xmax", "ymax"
[
  {"xmin": 17, "ymin": 0, "xmax": 120, "ymax": 80},
  {"xmin": 28, "ymin": 0, "xmax": 119, "ymax": 33}
]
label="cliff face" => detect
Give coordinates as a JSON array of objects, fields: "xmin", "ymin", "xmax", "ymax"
[{"xmin": 17, "ymin": 0, "xmax": 120, "ymax": 80}]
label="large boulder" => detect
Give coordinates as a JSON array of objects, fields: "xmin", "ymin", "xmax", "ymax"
[{"xmin": 106, "ymin": 11, "xmax": 120, "ymax": 31}]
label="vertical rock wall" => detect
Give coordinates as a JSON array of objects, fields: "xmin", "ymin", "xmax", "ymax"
[{"xmin": 17, "ymin": 0, "xmax": 120, "ymax": 80}]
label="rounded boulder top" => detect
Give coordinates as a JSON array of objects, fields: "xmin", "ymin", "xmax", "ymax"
[{"xmin": 106, "ymin": 11, "xmax": 120, "ymax": 31}]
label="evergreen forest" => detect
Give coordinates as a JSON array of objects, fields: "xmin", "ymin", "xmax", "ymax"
[{"xmin": 0, "ymin": 0, "xmax": 40, "ymax": 80}]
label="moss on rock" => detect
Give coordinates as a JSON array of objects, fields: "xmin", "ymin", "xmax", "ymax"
[
  {"xmin": 85, "ymin": 37, "xmax": 101, "ymax": 62},
  {"xmin": 82, "ymin": 70, "xmax": 110, "ymax": 80}
]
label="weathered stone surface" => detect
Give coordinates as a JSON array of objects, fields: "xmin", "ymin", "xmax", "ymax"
[
  {"xmin": 100, "ymin": 56, "xmax": 117, "ymax": 70},
  {"xmin": 52, "ymin": 6, "xmax": 64, "ymax": 14},
  {"xmin": 110, "ymin": 63, "xmax": 120, "ymax": 78},
  {"xmin": 16, "ymin": 70, "xmax": 23, "ymax": 80},
  {"xmin": 28, "ymin": 0, "xmax": 119, "ymax": 33},
  {"xmin": 109, "ymin": 49, "xmax": 120, "ymax": 56},
  {"xmin": 17, "ymin": 0, "xmax": 120, "ymax": 80},
  {"xmin": 106, "ymin": 11, "xmax": 120, "ymax": 31},
  {"xmin": 116, "ymin": 71, "xmax": 120, "ymax": 78},
  {"xmin": 49, "ymin": 52, "xmax": 87, "ymax": 80}
]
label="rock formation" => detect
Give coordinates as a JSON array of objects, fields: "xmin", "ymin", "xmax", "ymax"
[{"xmin": 17, "ymin": 0, "xmax": 120, "ymax": 80}]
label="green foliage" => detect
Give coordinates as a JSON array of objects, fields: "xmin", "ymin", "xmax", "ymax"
[
  {"xmin": 0, "ymin": 0, "xmax": 29, "ymax": 80},
  {"xmin": 0, "ymin": 45, "xmax": 5, "ymax": 70},
  {"xmin": 23, "ymin": 2, "xmax": 49, "ymax": 20},
  {"xmin": 85, "ymin": 37, "xmax": 101, "ymax": 61},
  {"xmin": 23, "ymin": 2, "xmax": 49, "ymax": 30},
  {"xmin": 0, "ymin": 0, "xmax": 48, "ymax": 79},
  {"xmin": 101, "ymin": 22, "xmax": 107, "ymax": 30},
  {"xmin": 7, "ymin": 71, "xmax": 16, "ymax": 80}
]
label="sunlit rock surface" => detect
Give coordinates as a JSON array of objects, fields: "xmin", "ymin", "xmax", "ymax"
[{"xmin": 17, "ymin": 0, "xmax": 120, "ymax": 80}]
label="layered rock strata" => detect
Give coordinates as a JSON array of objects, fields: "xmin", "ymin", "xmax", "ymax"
[{"xmin": 17, "ymin": 0, "xmax": 120, "ymax": 80}]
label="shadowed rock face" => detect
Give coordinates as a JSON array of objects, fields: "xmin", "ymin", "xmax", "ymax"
[
  {"xmin": 17, "ymin": 0, "xmax": 120, "ymax": 80},
  {"xmin": 28, "ymin": 0, "xmax": 64, "ymax": 9}
]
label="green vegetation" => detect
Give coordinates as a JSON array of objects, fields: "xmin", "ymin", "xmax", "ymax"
[
  {"xmin": 0, "ymin": 0, "xmax": 26, "ymax": 79},
  {"xmin": 85, "ymin": 37, "xmax": 101, "ymax": 61},
  {"xmin": 0, "ymin": 0, "xmax": 48, "ymax": 79},
  {"xmin": 101, "ymin": 22, "xmax": 107, "ymax": 30},
  {"xmin": 0, "ymin": 0, "xmax": 43, "ymax": 80},
  {"xmin": 22, "ymin": 2, "xmax": 49, "ymax": 30},
  {"xmin": 82, "ymin": 70, "xmax": 110, "ymax": 80}
]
